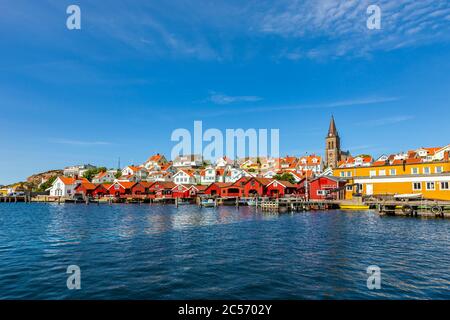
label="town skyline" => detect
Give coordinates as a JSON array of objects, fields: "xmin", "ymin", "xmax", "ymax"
[{"xmin": 1, "ymin": 1, "xmax": 450, "ymax": 184}]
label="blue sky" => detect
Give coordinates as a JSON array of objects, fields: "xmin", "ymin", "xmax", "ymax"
[{"xmin": 1, "ymin": 0, "xmax": 450, "ymax": 184}]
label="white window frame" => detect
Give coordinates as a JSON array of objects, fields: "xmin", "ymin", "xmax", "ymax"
[
  {"xmin": 412, "ymin": 182, "xmax": 422, "ymax": 191},
  {"xmin": 435, "ymin": 166, "xmax": 443, "ymax": 174},
  {"xmin": 426, "ymin": 182, "xmax": 435, "ymax": 191},
  {"xmin": 389, "ymin": 169, "xmax": 396, "ymax": 176},
  {"xmin": 440, "ymin": 182, "xmax": 449, "ymax": 190},
  {"xmin": 411, "ymin": 168, "xmax": 419, "ymax": 175},
  {"xmin": 423, "ymin": 167, "xmax": 431, "ymax": 174},
  {"xmin": 369, "ymin": 170, "xmax": 376, "ymax": 177},
  {"xmin": 379, "ymin": 170, "xmax": 386, "ymax": 176}
]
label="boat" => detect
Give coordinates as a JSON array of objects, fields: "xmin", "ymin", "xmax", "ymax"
[
  {"xmin": 177, "ymin": 199, "xmax": 191, "ymax": 205},
  {"xmin": 247, "ymin": 199, "xmax": 257, "ymax": 206},
  {"xmin": 393, "ymin": 193, "xmax": 423, "ymax": 200},
  {"xmin": 201, "ymin": 199, "xmax": 216, "ymax": 207},
  {"xmin": 340, "ymin": 204, "xmax": 370, "ymax": 210}
]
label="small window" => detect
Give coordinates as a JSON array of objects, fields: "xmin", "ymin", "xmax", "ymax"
[
  {"xmin": 340, "ymin": 172, "xmax": 345, "ymax": 177},
  {"xmin": 346, "ymin": 185, "xmax": 353, "ymax": 191},
  {"xmin": 426, "ymin": 182, "xmax": 435, "ymax": 190},
  {"xmin": 346, "ymin": 172, "xmax": 352, "ymax": 177},
  {"xmin": 389, "ymin": 169, "xmax": 396, "ymax": 175},
  {"xmin": 441, "ymin": 182, "xmax": 449, "ymax": 190},
  {"xmin": 369, "ymin": 170, "xmax": 376, "ymax": 177},
  {"xmin": 379, "ymin": 170, "xmax": 386, "ymax": 176},
  {"xmin": 423, "ymin": 167, "xmax": 430, "ymax": 174},
  {"xmin": 436, "ymin": 166, "xmax": 443, "ymax": 174},
  {"xmin": 412, "ymin": 182, "xmax": 422, "ymax": 191},
  {"xmin": 411, "ymin": 168, "xmax": 419, "ymax": 175}
]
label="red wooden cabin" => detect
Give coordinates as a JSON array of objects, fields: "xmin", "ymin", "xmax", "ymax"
[
  {"xmin": 204, "ymin": 182, "xmax": 236, "ymax": 197},
  {"xmin": 130, "ymin": 183, "xmax": 146, "ymax": 197},
  {"xmin": 75, "ymin": 182, "xmax": 109, "ymax": 198},
  {"xmin": 148, "ymin": 181, "xmax": 175, "ymax": 198},
  {"xmin": 172, "ymin": 184, "xmax": 199, "ymax": 198},
  {"xmin": 74, "ymin": 182, "xmax": 96, "ymax": 197},
  {"xmin": 306, "ymin": 176, "xmax": 346, "ymax": 200},
  {"xmin": 107, "ymin": 181, "xmax": 137, "ymax": 197},
  {"xmin": 265, "ymin": 180, "xmax": 298, "ymax": 198},
  {"xmin": 242, "ymin": 178, "xmax": 273, "ymax": 197}
]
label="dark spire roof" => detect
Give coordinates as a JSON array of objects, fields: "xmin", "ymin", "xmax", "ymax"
[{"xmin": 328, "ymin": 116, "xmax": 338, "ymax": 137}]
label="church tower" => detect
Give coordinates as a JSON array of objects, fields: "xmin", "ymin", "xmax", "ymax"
[{"xmin": 325, "ymin": 116, "xmax": 341, "ymax": 168}]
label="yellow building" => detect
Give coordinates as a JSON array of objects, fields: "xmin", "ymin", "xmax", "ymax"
[{"xmin": 334, "ymin": 160, "xmax": 450, "ymax": 201}]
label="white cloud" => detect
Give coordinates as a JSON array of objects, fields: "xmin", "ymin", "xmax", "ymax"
[
  {"xmin": 201, "ymin": 96, "xmax": 399, "ymax": 117},
  {"xmin": 257, "ymin": 0, "xmax": 450, "ymax": 59},
  {"xmin": 208, "ymin": 92, "xmax": 263, "ymax": 105},
  {"xmin": 356, "ymin": 115, "xmax": 415, "ymax": 127},
  {"xmin": 50, "ymin": 139, "xmax": 112, "ymax": 146}
]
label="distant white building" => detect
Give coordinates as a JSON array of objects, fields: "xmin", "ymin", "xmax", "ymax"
[
  {"xmin": 121, "ymin": 166, "xmax": 148, "ymax": 181},
  {"xmin": 200, "ymin": 166, "xmax": 216, "ymax": 185},
  {"xmin": 215, "ymin": 156, "xmax": 233, "ymax": 168},
  {"xmin": 173, "ymin": 154, "xmax": 203, "ymax": 168},
  {"xmin": 433, "ymin": 145, "xmax": 450, "ymax": 161},
  {"xmin": 173, "ymin": 169, "xmax": 198, "ymax": 185},
  {"xmin": 64, "ymin": 164, "xmax": 96, "ymax": 177},
  {"xmin": 92, "ymin": 171, "xmax": 116, "ymax": 184}
]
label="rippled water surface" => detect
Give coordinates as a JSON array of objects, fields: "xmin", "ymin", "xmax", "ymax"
[{"xmin": 1, "ymin": 203, "xmax": 450, "ymax": 299}]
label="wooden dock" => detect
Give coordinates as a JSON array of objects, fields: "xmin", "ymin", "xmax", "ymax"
[
  {"xmin": 0, "ymin": 195, "xmax": 31, "ymax": 203},
  {"xmin": 366, "ymin": 199, "xmax": 450, "ymax": 218},
  {"xmin": 4, "ymin": 193, "xmax": 450, "ymax": 218},
  {"xmin": 258, "ymin": 198, "xmax": 340, "ymax": 213}
]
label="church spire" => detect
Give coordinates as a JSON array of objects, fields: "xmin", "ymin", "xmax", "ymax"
[{"xmin": 328, "ymin": 115, "xmax": 338, "ymax": 137}]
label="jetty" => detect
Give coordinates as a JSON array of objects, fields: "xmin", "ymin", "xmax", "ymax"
[
  {"xmin": 3, "ymin": 193, "xmax": 450, "ymax": 219},
  {"xmin": 0, "ymin": 195, "xmax": 31, "ymax": 203},
  {"xmin": 366, "ymin": 199, "xmax": 450, "ymax": 218}
]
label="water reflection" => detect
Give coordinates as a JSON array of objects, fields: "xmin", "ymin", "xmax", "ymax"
[{"xmin": 1, "ymin": 203, "xmax": 450, "ymax": 299}]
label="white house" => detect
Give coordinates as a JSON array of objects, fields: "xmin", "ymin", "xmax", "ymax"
[
  {"xmin": 143, "ymin": 153, "xmax": 168, "ymax": 169},
  {"xmin": 173, "ymin": 155, "xmax": 203, "ymax": 168},
  {"xmin": 215, "ymin": 156, "xmax": 233, "ymax": 168},
  {"xmin": 63, "ymin": 164, "xmax": 96, "ymax": 177},
  {"xmin": 147, "ymin": 171, "xmax": 173, "ymax": 182},
  {"xmin": 200, "ymin": 166, "xmax": 217, "ymax": 185},
  {"xmin": 173, "ymin": 169, "xmax": 198, "ymax": 185},
  {"xmin": 263, "ymin": 170, "xmax": 278, "ymax": 179},
  {"xmin": 92, "ymin": 171, "xmax": 116, "ymax": 184},
  {"xmin": 49, "ymin": 176, "xmax": 85, "ymax": 197},
  {"xmin": 297, "ymin": 155, "xmax": 323, "ymax": 174},
  {"xmin": 121, "ymin": 166, "xmax": 148, "ymax": 181},
  {"xmin": 433, "ymin": 145, "xmax": 450, "ymax": 161},
  {"xmin": 226, "ymin": 168, "xmax": 255, "ymax": 183}
]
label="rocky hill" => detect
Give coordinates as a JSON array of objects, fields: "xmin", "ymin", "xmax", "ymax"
[
  {"xmin": 27, "ymin": 169, "xmax": 63, "ymax": 186},
  {"xmin": 3, "ymin": 169, "xmax": 63, "ymax": 191}
]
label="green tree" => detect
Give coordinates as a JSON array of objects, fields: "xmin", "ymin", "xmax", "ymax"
[
  {"xmin": 38, "ymin": 176, "xmax": 57, "ymax": 192},
  {"xmin": 273, "ymin": 173, "xmax": 297, "ymax": 184},
  {"xmin": 82, "ymin": 167, "xmax": 107, "ymax": 181}
]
